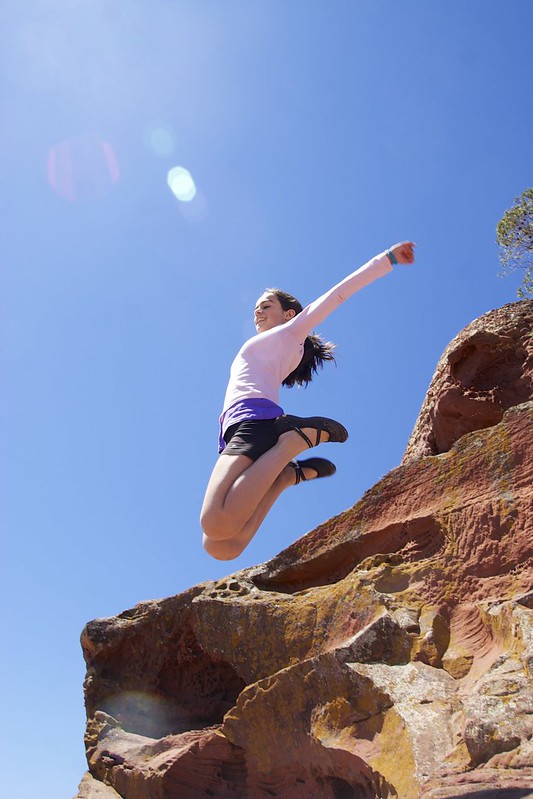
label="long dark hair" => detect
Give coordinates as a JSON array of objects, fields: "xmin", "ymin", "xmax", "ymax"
[{"xmin": 265, "ymin": 288, "xmax": 336, "ymax": 387}]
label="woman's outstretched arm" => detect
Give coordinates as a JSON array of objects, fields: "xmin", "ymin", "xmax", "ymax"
[{"xmin": 286, "ymin": 241, "xmax": 416, "ymax": 337}]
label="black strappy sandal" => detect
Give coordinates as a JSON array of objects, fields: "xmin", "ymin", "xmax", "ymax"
[
  {"xmin": 290, "ymin": 458, "xmax": 337, "ymax": 484},
  {"xmin": 275, "ymin": 414, "xmax": 348, "ymax": 447}
]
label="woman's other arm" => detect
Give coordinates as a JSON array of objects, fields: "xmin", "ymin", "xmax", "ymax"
[{"xmin": 288, "ymin": 241, "xmax": 416, "ymax": 336}]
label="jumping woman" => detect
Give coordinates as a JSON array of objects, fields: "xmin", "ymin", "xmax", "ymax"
[{"xmin": 201, "ymin": 241, "xmax": 416, "ymax": 560}]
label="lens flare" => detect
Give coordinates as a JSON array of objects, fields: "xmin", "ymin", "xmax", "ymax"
[
  {"xmin": 102, "ymin": 690, "xmax": 182, "ymax": 738},
  {"xmin": 178, "ymin": 190, "xmax": 208, "ymax": 223},
  {"xmin": 167, "ymin": 166, "xmax": 197, "ymax": 202},
  {"xmin": 47, "ymin": 135, "xmax": 120, "ymax": 202},
  {"xmin": 145, "ymin": 121, "xmax": 176, "ymax": 157}
]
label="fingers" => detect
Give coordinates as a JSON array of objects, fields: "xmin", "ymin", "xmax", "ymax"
[{"xmin": 390, "ymin": 241, "xmax": 416, "ymax": 264}]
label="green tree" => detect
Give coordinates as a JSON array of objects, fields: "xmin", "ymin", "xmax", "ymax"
[{"xmin": 496, "ymin": 187, "xmax": 533, "ymax": 298}]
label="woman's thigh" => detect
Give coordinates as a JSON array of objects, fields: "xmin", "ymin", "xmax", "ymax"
[{"xmin": 201, "ymin": 453, "xmax": 253, "ymax": 519}]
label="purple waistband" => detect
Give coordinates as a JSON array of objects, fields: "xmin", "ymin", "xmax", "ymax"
[{"xmin": 218, "ymin": 398, "xmax": 284, "ymax": 453}]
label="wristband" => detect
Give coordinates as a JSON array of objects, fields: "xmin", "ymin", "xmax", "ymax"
[{"xmin": 386, "ymin": 249, "xmax": 398, "ymax": 265}]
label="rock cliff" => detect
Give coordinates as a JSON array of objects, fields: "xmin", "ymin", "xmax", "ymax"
[{"xmin": 77, "ymin": 301, "xmax": 533, "ymax": 799}]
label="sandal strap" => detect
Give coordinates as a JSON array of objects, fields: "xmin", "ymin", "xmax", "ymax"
[
  {"xmin": 291, "ymin": 424, "xmax": 314, "ymax": 449},
  {"xmin": 289, "ymin": 460, "xmax": 306, "ymax": 484},
  {"xmin": 276, "ymin": 413, "xmax": 348, "ymax": 448}
]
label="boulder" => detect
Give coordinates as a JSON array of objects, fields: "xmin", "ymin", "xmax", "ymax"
[{"xmin": 77, "ymin": 301, "xmax": 533, "ymax": 799}]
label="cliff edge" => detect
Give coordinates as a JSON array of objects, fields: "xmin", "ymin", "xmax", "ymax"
[{"xmin": 77, "ymin": 300, "xmax": 533, "ymax": 799}]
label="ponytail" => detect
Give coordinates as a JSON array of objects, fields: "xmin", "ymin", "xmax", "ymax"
[
  {"xmin": 264, "ymin": 288, "xmax": 336, "ymax": 388},
  {"xmin": 282, "ymin": 333, "xmax": 336, "ymax": 388}
]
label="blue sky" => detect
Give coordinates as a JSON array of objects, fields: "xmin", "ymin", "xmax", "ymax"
[{"xmin": 2, "ymin": 2, "xmax": 532, "ymax": 797}]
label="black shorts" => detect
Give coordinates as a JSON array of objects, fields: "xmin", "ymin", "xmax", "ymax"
[{"xmin": 222, "ymin": 418, "xmax": 280, "ymax": 461}]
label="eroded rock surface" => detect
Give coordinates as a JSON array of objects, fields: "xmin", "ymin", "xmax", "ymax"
[
  {"xmin": 77, "ymin": 302, "xmax": 533, "ymax": 799},
  {"xmin": 403, "ymin": 300, "xmax": 533, "ymax": 462}
]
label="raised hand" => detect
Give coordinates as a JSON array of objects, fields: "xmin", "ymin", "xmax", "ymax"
[{"xmin": 389, "ymin": 241, "xmax": 416, "ymax": 264}]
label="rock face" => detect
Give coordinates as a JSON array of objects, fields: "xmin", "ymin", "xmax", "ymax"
[
  {"xmin": 403, "ymin": 300, "xmax": 533, "ymax": 462},
  {"xmin": 78, "ymin": 301, "xmax": 533, "ymax": 799}
]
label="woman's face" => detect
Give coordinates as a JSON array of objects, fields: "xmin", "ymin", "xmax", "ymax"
[{"xmin": 254, "ymin": 292, "xmax": 295, "ymax": 332}]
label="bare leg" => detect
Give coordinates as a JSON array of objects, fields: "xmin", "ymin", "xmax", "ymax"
[
  {"xmin": 202, "ymin": 461, "xmax": 297, "ymax": 560},
  {"xmin": 200, "ymin": 427, "xmax": 330, "ymax": 545}
]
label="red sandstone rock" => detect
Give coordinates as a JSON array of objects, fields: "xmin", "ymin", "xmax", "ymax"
[
  {"xmin": 77, "ymin": 302, "xmax": 533, "ymax": 799},
  {"xmin": 403, "ymin": 300, "xmax": 533, "ymax": 462}
]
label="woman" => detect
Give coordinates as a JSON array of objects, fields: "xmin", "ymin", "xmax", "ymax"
[{"xmin": 201, "ymin": 241, "xmax": 416, "ymax": 560}]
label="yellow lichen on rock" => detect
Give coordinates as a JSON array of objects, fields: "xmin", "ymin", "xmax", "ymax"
[{"xmin": 77, "ymin": 302, "xmax": 533, "ymax": 799}]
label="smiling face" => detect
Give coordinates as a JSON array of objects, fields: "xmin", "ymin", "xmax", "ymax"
[{"xmin": 254, "ymin": 292, "xmax": 296, "ymax": 333}]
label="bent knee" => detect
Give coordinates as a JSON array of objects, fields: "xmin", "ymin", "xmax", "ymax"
[
  {"xmin": 200, "ymin": 509, "xmax": 237, "ymax": 541},
  {"xmin": 203, "ymin": 534, "xmax": 244, "ymax": 561}
]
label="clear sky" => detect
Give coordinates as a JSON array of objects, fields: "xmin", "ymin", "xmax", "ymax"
[{"xmin": 2, "ymin": 2, "xmax": 532, "ymax": 797}]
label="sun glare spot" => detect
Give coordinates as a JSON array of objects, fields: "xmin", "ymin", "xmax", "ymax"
[
  {"xmin": 101, "ymin": 690, "xmax": 179, "ymax": 738},
  {"xmin": 145, "ymin": 121, "xmax": 176, "ymax": 157},
  {"xmin": 47, "ymin": 135, "xmax": 120, "ymax": 202},
  {"xmin": 178, "ymin": 189, "xmax": 208, "ymax": 223},
  {"xmin": 167, "ymin": 166, "xmax": 197, "ymax": 202}
]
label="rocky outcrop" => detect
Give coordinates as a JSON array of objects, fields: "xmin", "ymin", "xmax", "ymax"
[
  {"xmin": 77, "ymin": 301, "xmax": 533, "ymax": 799},
  {"xmin": 403, "ymin": 300, "xmax": 532, "ymax": 462}
]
